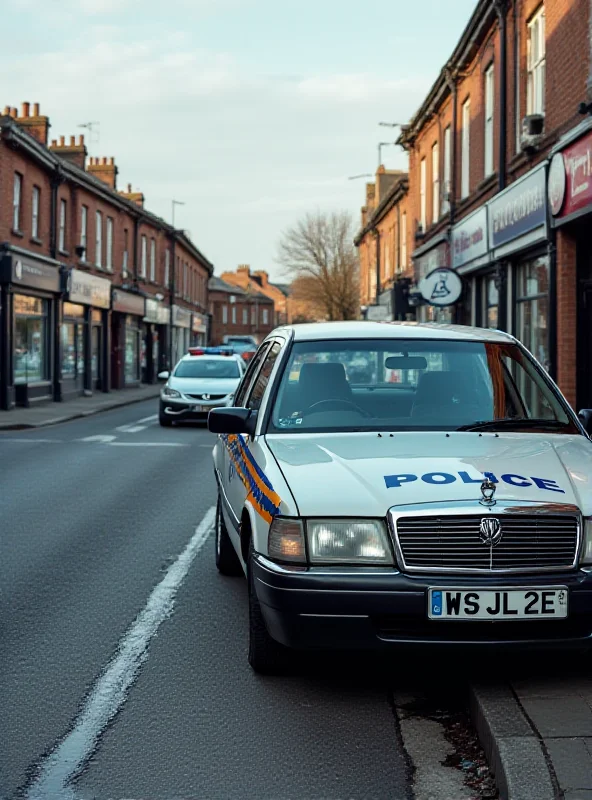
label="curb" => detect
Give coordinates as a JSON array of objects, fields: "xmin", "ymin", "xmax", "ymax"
[
  {"xmin": 0, "ymin": 390, "xmax": 160, "ymax": 431},
  {"xmin": 469, "ymin": 683, "xmax": 557, "ymax": 800}
]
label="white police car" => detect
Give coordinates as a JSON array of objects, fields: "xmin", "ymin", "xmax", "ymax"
[
  {"xmin": 158, "ymin": 348, "xmax": 245, "ymax": 426},
  {"xmin": 208, "ymin": 321, "xmax": 592, "ymax": 673}
]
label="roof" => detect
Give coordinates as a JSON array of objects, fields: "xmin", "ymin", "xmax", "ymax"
[
  {"xmin": 209, "ymin": 275, "xmax": 247, "ymax": 294},
  {"xmin": 271, "ymin": 282, "xmax": 291, "ymax": 295},
  {"xmin": 271, "ymin": 321, "xmax": 516, "ymax": 343}
]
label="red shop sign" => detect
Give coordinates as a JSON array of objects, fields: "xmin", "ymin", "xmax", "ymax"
[{"xmin": 549, "ymin": 129, "xmax": 592, "ymax": 220}]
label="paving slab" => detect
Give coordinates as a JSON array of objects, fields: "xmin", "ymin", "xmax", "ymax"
[{"xmin": 519, "ymin": 695, "xmax": 592, "ymax": 738}]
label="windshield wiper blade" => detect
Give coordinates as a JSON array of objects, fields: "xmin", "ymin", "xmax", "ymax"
[{"xmin": 456, "ymin": 418, "xmax": 568, "ymax": 432}]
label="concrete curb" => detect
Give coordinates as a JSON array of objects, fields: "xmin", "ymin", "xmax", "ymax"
[
  {"xmin": 469, "ymin": 683, "xmax": 557, "ymax": 800},
  {"xmin": 0, "ymin": 390, "xmax": 160, "ymax": 431}
]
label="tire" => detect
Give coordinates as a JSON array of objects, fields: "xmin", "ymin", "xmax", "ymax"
[
  {"xmin": 247, "ymin": 539, "xmax": 289, "ymax": 674},
  {"xmin": 215, "ymin": 498, "xmax": 243, "ymax": 576}
]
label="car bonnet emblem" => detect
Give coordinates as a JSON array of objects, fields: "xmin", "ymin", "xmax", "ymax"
[
  {"xmin": 480, "ymin": 478, "xmax": 497, "ymax": 507},
  {"xmin": 479, "ymin": 517, "xmax": 503, "ymax": 547},
  {"xmin": 202, "ymin": 394, "xmax": 211, "ymax": 400}
]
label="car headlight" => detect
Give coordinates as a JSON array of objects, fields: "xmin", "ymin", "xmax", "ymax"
[
  {"xmin": 581, "ymin": 518, "xmax": 592, "ymax": 565},
  {"xmin": 268, "ymin": 518, "xmax": 306, "ymax": 563},
  {"xmin": 307, "ymin": 519, "xmax": 393, "ymax": 565},
  {"xmin": 162, "ymin": 385, "xmax": 181, "ymax": 398}
]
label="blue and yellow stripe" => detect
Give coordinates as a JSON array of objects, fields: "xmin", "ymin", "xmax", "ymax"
[{"xmin": 222, "ymin": 434, "xmax": 281, "ymax": 524}]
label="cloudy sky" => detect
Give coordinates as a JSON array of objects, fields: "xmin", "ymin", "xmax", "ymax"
[{"xmin": 6, "ymin": 0, "xmax": 476, "ymax": 279}]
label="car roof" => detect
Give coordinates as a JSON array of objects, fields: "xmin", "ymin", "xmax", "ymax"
[{"xmin": 270, "ymin": 321, "xmax": 516, "ymax": 344}]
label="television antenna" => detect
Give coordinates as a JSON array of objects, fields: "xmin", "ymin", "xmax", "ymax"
[{"xmin": 78, "ymin": 121, "xmax": 100, "ymax": 146}]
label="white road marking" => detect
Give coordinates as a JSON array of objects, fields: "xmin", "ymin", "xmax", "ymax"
[
  {"xmin": 27, "ymin": 506, "xmax": 216, "ymax": 800},
  {"xmin": 115, "ymin": 424, "xmax": 147, "ymax": 433},
  {"xmin": 0, "ymin": 438, "xmax": 63, "ymax": 443},
  {"xmin": 107, "ymin": 442, "xmax": 188, "ymax": 447},
  {"xmin": 78, "ymin": 435, "xmax": 117, "ymax": 443},
  {"xmin": 136, "ymin": 414, "xmax": 158, "ymax": 424}
]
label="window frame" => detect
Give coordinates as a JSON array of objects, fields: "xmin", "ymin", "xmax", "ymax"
[
  {"xmin": 431, "ymin": 141, "xmax": 439, "ymax": 223},
  {"xmin": 31, "ymin": 186, "xmax": 40, "ymax": 239},
  {"xmin": 59, "ymin": 199, "xmax": 67, "ymax": 253},
  {"xmin": 95, "ymin": 210, "xmax": 103, "ymax": 267},
  {"xmin": 442, "ymin": 126, "xmax": 451, "ymax": 215},
  {"xmin": 140, "ymin": 235, "xmax": 147, "ymax": 279},
  {"xmin": 484, "ymin": 63, "xmax": 495, "ymax": 177},
  {"xmin": 164, "ymin": 249, "xmax": 170, "ymax": 289},
  {"xmin": 150, "ymin": 238, "xmax": 156, "ymax": 282},
  {"xmin": 420, "ymin": 158, "xmax": 427, "ymax": 231},
  {"xmin": 222, "ymin": 304, "xmax": 228, "ymax": 325},
  {"xmin": 80, "ymin": 205, "xmax": 88, "ymax": 253},
  {"xmin": 106, "ymin": 216, "xmax": 114, "ymax": 271},
  {"xmin": 527, "ymin": 5, "xmax": 546, "ymax": 117},
  {"xmin": 13, "ymin": 173, "xmax": 22, "ymax": 231},
  {"xmin": 461, "ymin": 98, "xmax": 471, "ymax": 199},
  {"xmin": 123, "ymin": 228, "xmax": 129, "ymax": 275}
]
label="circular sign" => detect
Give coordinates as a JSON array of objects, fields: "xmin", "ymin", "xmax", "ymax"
[
  {"xmin": 14, "ymin": 260, "xmax": 23, "ymax": 280},
  {"xmin": 548, "ymin": 153, "xmax": 567, "ymax": 216},
  {"xmin": 418, "ymin": 268, "xmax": 463, "ymax": 307}
]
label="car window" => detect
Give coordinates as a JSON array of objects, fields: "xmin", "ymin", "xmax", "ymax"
[
  {"xmin": 269, "ymin": 338, "xmax": 575, "ymax": 433},
  {"xmin": 234, "ymin": 342, "xmax": 271, "ymax": 407},
  {"xmin": 246, "ymin": 341, "xmax": 282, "ymax": 412},
  {"xmin": 173, "ymin": 359, "xmax": 240, "ymax": 378}
]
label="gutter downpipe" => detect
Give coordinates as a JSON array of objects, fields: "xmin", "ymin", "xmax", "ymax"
[{"xmin": 495, "ymin": 0, "xmax": 509, "ymax": 192}]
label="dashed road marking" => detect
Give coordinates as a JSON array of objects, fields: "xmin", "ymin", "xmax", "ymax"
[
  {"xmin": 0, "ymin": 438, "xmax": 64, "ymax": 443},
  {"xmin": 107, "ymin": 442, "xmax": 188, "ymax": 447},
  {"xmin": 78, "ymin": 435, "xmax": 117, "ymax": 443},
  {"xmin": 26, "ymin": 506, "xmax": 216, "ymax": 800}
]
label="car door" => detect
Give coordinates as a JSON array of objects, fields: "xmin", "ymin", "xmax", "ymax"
[{"xmin": 225, "ymin": 339, "xmax": 284, "ymax": 526}]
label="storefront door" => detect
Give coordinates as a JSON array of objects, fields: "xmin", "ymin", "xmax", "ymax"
[{"xmin": 62, "ymin": 303, "xmax": 86, "ymax": 393}]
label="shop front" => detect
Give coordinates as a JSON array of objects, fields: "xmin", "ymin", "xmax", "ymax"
[
  {"xmin": 451, "ymin": 207, "xmax": 490, "ymax": 327},
  {"xmin": 191, "ymin": 312, "xmax": 208, "ymax": 347},
  {"xmin": 63, "ymin": 268, "xmax": 112, "ymax": 397},
  {"xmin": 488, "ymin": 163, "xmax": 549, "ymax": 371},
  {"xmin": 111, "ymin": 288, "xmax": 145, "ymax": 389},
  {"xmin": 0, "ymin": 247, "xmax": 62, "ymax": 410},
  {"xmin": 548, "ymin": 121, "xmax": 592, "ymax": 408},
  {"xmin": 412, "ymin": 235, "xmax": 452, "ymax": 323},
  {"xmin": 143, "ymin": 298, "xmax": 170, "ymax": 382},
  {"xmin": 172, "ymin": 305, "xmax": 191, "ymax": 365}
]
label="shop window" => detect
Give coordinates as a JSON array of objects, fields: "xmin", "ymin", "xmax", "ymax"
[
  {"xmin": 516, "ymin": 256, "xmax": 550, "ymax": 398},
  {"xmin": 485, "ymin": 275, "xmax": 499, "ymax": 329},
  {"xmin": 61, "ymin": 303, "xmax": 85, "ymax": 381},
  {"xmin": 59, "ymin": 199, "xmax": 67, "ymax": 252},
  {"xmin": 527, "ymin": 6, "xmax": 546, "ymax": 117},
  {"xmin": 432, "ymin": 142, "xmax": 439, "ymax": 223},
  {"xmin": 13, "ymin": 173, "xmax": 22, "ymax": 231},
  {"xmin": 124, "ymin": 316, "xmax": 141, "ymax": 383},
  {"xmin": 14, "ymin": 295, "xmax": 48, "ymax": 384},
  {"xmin": 461, "ymin": 98, "xmax": 471, "ymax": 198},
  {"xmin": 106, "ymin": 217, "xmax": 114, "ymax": 271},
  {"xmin": 484, "ymin": 64, "xmax": 495, "ymax": 177},
  {"xmin": 95, "ymin": 211, "xmax": 103, "ymax": 267},
  {"xmin": 32, "ymin": 186, "xmax": 40, "ymax": 239}
]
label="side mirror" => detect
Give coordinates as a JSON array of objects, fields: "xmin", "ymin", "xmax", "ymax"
[
  {"xmin": 157, "ymin": 371, "xmax": 170, "ymax": 381},
  {"xmin": 578, "ymin": 409, "xmax": 592, "ymax": 435},
  {"xmin": 208, "ymin": 407, "xmax": 257, "ymax": 436}
]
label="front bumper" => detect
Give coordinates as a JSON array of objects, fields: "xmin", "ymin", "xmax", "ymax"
[
  {"xmin": 253, "ymin": 555, "xmax": 592, "ymax": 651},
  {"xmin": 160, "ymin": 396, "xmax": 228, "ymax": 419}
]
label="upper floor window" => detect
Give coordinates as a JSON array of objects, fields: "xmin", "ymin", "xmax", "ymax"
[
  {"xmin": 95, "ymin": 211, "xmax": 102, "ymax": 267},
  {"xmin": 420, "ymin": 158, "xmax": 427, "ymax": 231},
  {"xmin": 431, "ymin": 142, "xmax": 439, "ymax": 223},
  {"xmin": 222, "ymin": 304, "xmax": 228, "ymax": 324},
  {"xmin": 13, "ymin": 173, "xmax": 22, "ymax": 231},
  {"xmin": 150, "ymin": 238, "xmax": 156, "ymax": 281},
  {"xmin": 164, "ymin": 249, "xmax": 170, "ymax": 288},
  {"xmin": 80, "ymin": 206, "xmax": 88, "ymax": 253},
  {"xmin": 123, "ymin": 228, "xmax": 129, "ymax": 275},
  {"xmin": 527, "ymin": 6, "xmax": 546, "ymax": 116},
  {"xmin": 262, "ymin": 308, "xmax": 270, "ymax": 326},
  {"xmin": 461, "ymin": 98, "xmax": 471, "ymax": 199},
  {"xmin": 231, "ymin": 305, "xmax": 237, "ymax": 324},
  {"xmin": 484, "ymin": 64, "xmax": 495, "ymax": 177},
  {"xmin": 242, "ymin": 307, "xmax": 248, "ymax": 325},
  {"xmin": 442, "ymin": 126, "xmax": 451, "ymax": 215},
  {"xmin": 32, "ymin": 186, "xmax": 40, "ymax": 239},
  {"xmin": 59, "ymin": 199, "xmax": 67, "ymax": 252},
  {"xmin": 140, "ymin": 235, "xmax": 147, "ymax": 279},
  {"xmin": 106, "ymin": 217, "xmax": 114, "ymax": 271},
  {"xmin": 401, "ymin": 211, "xmax": 407, "ymax": 270},
  {"xmin": 251, "ymin": 305, "xmax": 256, "ymax": 325}
]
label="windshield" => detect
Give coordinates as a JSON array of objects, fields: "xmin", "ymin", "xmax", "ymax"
[
  {"xmin": 174, "ymin": 359, "xmax": 240, "ymax": 379},
  {"xmin": 270, "ymin": 339, "xmax": 576, "ymax": 433}
]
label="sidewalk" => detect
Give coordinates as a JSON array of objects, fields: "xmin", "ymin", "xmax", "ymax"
[
  {"xmin": 0, "ymin": 385, "xmax": 161, "ymax": 430},
  {"xmin": 472, "ymin": 677, "xmax": 592, "ymax": 800}
]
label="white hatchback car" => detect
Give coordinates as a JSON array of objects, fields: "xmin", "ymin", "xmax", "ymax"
[{"xmin": 209, "ymin": 321, "xmax": 592, "ymax": 673}]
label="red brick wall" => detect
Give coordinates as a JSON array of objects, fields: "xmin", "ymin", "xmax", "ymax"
[
  {"xmin": 209, "ymin": 291, "xmax": 275, "ymax": 345},
  {"xmin": 556, "ymin": 227, "xmax": 577, "ymax": 407}
]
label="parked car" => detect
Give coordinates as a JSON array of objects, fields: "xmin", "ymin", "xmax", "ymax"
[
  {"xmin": 209, "ymin": 321, "xmax": 592, "ymax": 673},
  {"xmin": 223, "ymin": 335, "xmax": 259, "ymax": 362}
]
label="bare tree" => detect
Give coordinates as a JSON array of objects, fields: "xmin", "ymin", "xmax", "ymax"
[{"xmin": 277, "ymin": 211, "xmax": 359, "ymax": 321}]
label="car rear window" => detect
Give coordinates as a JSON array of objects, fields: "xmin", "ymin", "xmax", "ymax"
[{"xmin": 174, "ymin": 359, "xmax": 240, "ymax": 379}]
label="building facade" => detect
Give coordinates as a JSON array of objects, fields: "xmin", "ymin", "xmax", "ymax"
[
  {"xmin": 220, "ymin": 265, "xmax": 290, "ymax": 325},
  {"xmin": 0, "ymin": 103, "xmax": 213, "ymax": 411},
  {"xmin": 394, "ymin": 0, "xmax": 591, "ymax": 409},
  {"xmin": 208, "ymin": 276, "xmax": 275, "ymax": 345}
]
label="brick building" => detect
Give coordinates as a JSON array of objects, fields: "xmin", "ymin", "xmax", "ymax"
[
  {"xmin": 220, "ymin": 265, "xmax": 291, "ymax": 325},
  {"xmin": 388, "ymin": 0, "xmax": 591, "ymax": 409},
  {"xmin": 354, "ymin": 167, "xmax": 412, "ymax": 319},
  {"xmin": 208, "ymin": 276, "xmax": 275, "ymax": 345},
  {"xmin": 0, "ymin": 102, "xmax": 213, "ymax": 411}
]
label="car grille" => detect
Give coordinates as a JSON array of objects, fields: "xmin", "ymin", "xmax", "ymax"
[
  {"xmin": 185, "ymin": 393, "xmax": 226, "ymax": 401},
  {"xmin": 395, "ymin": 514, "xmax": 579, "ymax": 573}
]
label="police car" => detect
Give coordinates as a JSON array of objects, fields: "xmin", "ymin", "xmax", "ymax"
[
  {"xmin": 158, "ymin": 348, "xmax": 245, "ymax": 426},
  {"xmin": 208, "ymin": 321, "xmax": 592, "ymax": 673}
]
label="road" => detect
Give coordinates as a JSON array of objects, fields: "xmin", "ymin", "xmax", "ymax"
[{"xmin": 3, "ymin": 401, "xmax": 432, "ymax": 800}]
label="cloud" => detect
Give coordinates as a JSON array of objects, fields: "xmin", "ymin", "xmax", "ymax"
[{"xmin": 297, "ymin": 74, "xmax": 425, "ymax": 103}]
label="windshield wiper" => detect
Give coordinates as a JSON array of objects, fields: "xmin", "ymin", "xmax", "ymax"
[{"xmin": 456, "ymin": 418, "xmax": 569, "ymax": 432}]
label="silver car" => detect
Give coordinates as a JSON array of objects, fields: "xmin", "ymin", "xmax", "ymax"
[{"xmin": 158, "ymin": 352, "xmax": 245, "ymax": 426}]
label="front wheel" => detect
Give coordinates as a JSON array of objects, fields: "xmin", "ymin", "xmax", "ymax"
[
  {"xmin": 215, "ymin": 498, "xmax": 243, "ymax": 576},
  {"xmin": 248, "ymin": 540, "xmax": 289, "ymax": 674}
]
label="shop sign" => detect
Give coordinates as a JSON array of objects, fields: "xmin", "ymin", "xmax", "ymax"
[
  {"xmin": 488, "ymin": 165, "xmax": 546, "ymax": 249},
  {"xmin": 172, "ymin": 305, "xmax": 192, "ymax": 328},
  {"xmin": 414, "ymin": 241, "xmax": 450, "ymax": 281},
  {"xmin": 112, "ymin": 288, "xmax": 145, "ymax": 316},
  {"xmin": 451, "ymin": 207, "xmax": 488, "ymax": 268},
  {"xmin": 192, "ymin": 312, "xmax": 207, "ymax": 333},
  {"xmin": 144, "ymin": 298, "xmax": 170, "ymax": 325},
  {"xmin": 68, "ymin": 269, "xmax": 111, "ymax": 309},
  {"xmin": 1, "ymin": 254, "xmax": 61, "ymax": 292},
  {"xmin": 418, "ymin": 268, "xmax": 463, "ymax": 307},
  {"xmin": 549, "ymin": 129, "xmax": 592, "ymax": 220}
]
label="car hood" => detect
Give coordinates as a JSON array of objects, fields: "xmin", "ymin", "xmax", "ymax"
[
  {"xmin": 266, "ymin": 432, "xmax": 592, "ymax": 517},
  {"xmin": 167, "ymin": 377, "xmax": 239, "ymax": 395}
]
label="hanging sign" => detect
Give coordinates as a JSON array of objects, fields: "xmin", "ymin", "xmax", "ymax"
[{"xmin": 418, "ymin": 268, "xmax": 463, "ymax": 307}]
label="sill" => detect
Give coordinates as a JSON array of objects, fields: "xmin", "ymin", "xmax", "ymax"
[
  {"xmin": 11, "ymin": 229, "xmax": 24, "ymax": 238},
  {"xmin": 59, "ymin": 249, "xmax": 70, "ymax": 258},
  {"xmin": 477, "ymin": 173, "xmax": 498, "ymax": 193},
  {"xmin": 78, "ymin": 259, "xmax": 91, "ymax": 268},
  {"xmin": 30, "ymin": 237, "xmax": 43, "ymax": 247}
]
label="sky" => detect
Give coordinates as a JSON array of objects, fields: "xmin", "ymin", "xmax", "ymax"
[{"xmin": 4, "ymin": 0, "xmax": 477, "ymax": 280}]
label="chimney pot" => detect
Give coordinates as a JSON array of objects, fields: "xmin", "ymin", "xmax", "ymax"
[
  {"xmin": 22, "ymin": 102, "xmax": 30, "ymax": 118},
  {"xmin": 51, "ymin": 139, "xmax": 58, "ymax": 146},
  {"xmin": 3, "ymin": 106, "xmax": 10, "ymax": 116},
  {"xmin": 59, "ymin": 135, "xmax": 65, "ymax": 146},
  {"xmin": 33, "ymin": 103, "xmax": 40, "ymax": 116},
  {"xmin": 79, "ymin": 134, "xmax": 84, "ymax": 146},
  {"xmin": 70, "ymin": 135, "xmax": 76, "ymax": 146},
  {"xmin": 127, "ymin": 183, "xmax": 132, "ymax": 192},
  {"xmin": 108, "ymin": 157, "xmax": 115, "ymax": 165},
  {"xmin": 101, "ymin": 156, "xmax": 107, "ymax": 165},
  {"xmin": 10, "ymin": 108, "xmax": 17, "ymax": 118}
]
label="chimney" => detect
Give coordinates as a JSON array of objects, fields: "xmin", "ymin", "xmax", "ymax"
[
  {"xmin": 253, "ymin": 270, "xmax": 269, "ymax": 287},
  {"xmin": 119, "ymin": 182, "xmax": 144, "ymax": 208},
  {"xmin": 87, "ymin": 155, "xmax": 118, "ymax": 190},
  {"xmin": 366, "ymin": 183, "xmax": 376, "ymax": 208},
  {"xmin": 237, "ymin": 264, "xmax": 251, "ymax": 275},
  {"xmin": 14, "ymin": 102, "xmax": 50, "ymax": 145},
  {"xmin": 49, "ymin": 132, "xmax": 88, "ymax": 170}
]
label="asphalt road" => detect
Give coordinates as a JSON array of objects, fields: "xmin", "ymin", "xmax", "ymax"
[{"xmin": 1, "ymin": 401, "xmax": 422, "ymax": 800}]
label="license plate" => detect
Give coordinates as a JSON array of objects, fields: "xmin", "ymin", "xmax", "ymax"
[
  {"xmin": 428, "ymin": 587, "xmax": 569, "ymax": 620},
  {"xmin": 192, "ymin": 405, "xmax": 208, "ymax": 412}
]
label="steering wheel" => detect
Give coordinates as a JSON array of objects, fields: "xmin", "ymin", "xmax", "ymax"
[{"xmin": 305, "ymin": 398, "xmax": 373, "ymax": 418}]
